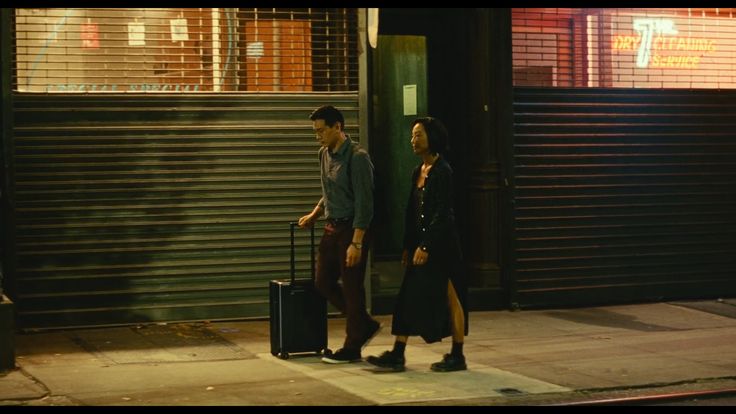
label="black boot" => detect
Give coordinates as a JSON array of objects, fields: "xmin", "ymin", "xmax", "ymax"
[
  {"xmin": 366, "ymin": 350, "xmax": 406, "ymax": 372},
  {"xmin": 430, "ymin": 353, "xmax": 467, "ymax": 372}
]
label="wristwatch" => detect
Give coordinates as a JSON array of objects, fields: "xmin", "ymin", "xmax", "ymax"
[{"xmin": 351, "ymin": 242, "xmax": 363, "ymax": 249}]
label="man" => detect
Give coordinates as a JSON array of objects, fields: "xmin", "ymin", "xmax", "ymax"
[{"xmin": 298, "ymin": 105, "xmax": 381, "ymax": 364}]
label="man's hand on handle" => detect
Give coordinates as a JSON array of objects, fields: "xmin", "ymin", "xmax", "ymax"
[
  {"xmin": 298, "ymin": 204, "xmax": 322, "ymax": 229},
  {"xmin": 298, "ymin": 213, "xmax": 317, "ymax": 229}
]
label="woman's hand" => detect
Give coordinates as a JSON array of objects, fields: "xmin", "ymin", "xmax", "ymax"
[
  {"xmin": 412, "ymin": 247, "xmax": 429, "ymax": 266},
  {"xmin": 401, "ymin": 250, "xmax": 409, "ymax": 268}
]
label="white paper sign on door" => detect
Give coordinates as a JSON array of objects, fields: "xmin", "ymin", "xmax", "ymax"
[{"xmin": 403, "ymin": 84, "xmax": 417, "ymax": 116}]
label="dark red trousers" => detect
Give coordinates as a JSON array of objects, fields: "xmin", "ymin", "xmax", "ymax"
[{"xmin": 315, "ymin": 220, "xmax": 373, "ymax": 351}]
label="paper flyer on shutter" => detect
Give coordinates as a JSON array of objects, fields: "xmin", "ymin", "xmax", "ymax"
[{"xmin": 128, "ymin": 22, "xmax": 145, "ymax": 46}]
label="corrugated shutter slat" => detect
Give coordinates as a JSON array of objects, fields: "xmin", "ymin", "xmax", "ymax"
[
  {"xmin": 12, "ymin": 94, "xmax": 358, "ymax": 329},
  {"xmin": 512, "ymin": 87, "xmax": 736, "ymax": 307}
]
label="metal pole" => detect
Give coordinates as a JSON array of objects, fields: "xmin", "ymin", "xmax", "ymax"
[{"xmin": 1, "ymin": 8, "xmax": 16, "ymax": 301}]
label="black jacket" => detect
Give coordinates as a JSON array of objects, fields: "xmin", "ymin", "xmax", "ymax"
[
  {"xmin": 396, "ymin": 156, "xmax": 468, "ymax": 340},
  {"xmin": 402, "ymin": 157, "xmax": 459, "ymax": 254}
]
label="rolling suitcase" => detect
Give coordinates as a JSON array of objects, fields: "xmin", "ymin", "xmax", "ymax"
[{"xmin": 269, "ymin": 222, "xmax": 329, "ymax": 359}]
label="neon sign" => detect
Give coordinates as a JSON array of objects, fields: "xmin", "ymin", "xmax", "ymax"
[
  {"xmin": 612, "ymin": 18, "xmax": 717, "ymax": 69},
  {"xmin": 45, "ymin": 83, "xmax": 202, "ymax": 92}
]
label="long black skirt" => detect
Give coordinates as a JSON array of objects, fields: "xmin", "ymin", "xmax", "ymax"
[{"xmin": 390, "ymin": 248, "xmax": 468, "ymax": 344}]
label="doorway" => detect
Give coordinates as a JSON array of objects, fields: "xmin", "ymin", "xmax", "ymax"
[
  {"xmin": 369, "ymin": 35, "xmax": 428, "ymax": 308},
  {"xmin": 368, "ymin": 9, "xmax": 510, "ymax": 314}
]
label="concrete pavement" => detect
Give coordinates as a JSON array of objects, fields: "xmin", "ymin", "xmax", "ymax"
[{"xmin": 2, "ymin": 299, "xmax": 736, "ymax": 405}]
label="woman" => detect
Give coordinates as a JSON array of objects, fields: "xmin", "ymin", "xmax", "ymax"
[{"xmin": 367, "ymin": 117, "xmax": 468, "ymax": 372}]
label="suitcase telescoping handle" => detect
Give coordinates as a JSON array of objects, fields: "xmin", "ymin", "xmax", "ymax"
[{"xmin": 290, "ymin": 222, "xmax": 315, "ymax": 284}]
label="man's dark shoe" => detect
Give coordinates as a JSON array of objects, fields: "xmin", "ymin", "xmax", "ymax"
[
  {"xmin": 321, "ymin": 347, "xmax": 361, "ymax": 364},
  {"xmin": 430, "ymin": 353, "xmax": 467, "ymax": 372},
  {"xmin": 366, "ymin": 350, "xmax": 406, "ymax": 372},
  {"xmin": 359, "ymin": 319, "xmax": 382, "ymax": 350}
]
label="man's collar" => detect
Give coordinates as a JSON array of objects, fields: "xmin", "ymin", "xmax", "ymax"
[{"xmin": 329, "ymin": 135, "xmax": 352, "ymax": 156}]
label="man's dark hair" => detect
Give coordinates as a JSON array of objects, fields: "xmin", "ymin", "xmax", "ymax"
[
  {"xmin": 411, "ymin": 117, "xmax": 449, "ymax": 155},
  {"xmin": 310, "ymin": 105, "xmax": 344, "ymax": 130}
]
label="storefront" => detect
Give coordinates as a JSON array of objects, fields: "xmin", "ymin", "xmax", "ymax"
[
  {"xmin": 2, "ymin": 8, "xmax": 364, "ymax": 328},
  {"xmin": 2, "ymin": 8, "xmax": 735, "ymax": 329},
  {"xmin": 509, "ymin": 8, "xmax": 736, "ymax": 308}
]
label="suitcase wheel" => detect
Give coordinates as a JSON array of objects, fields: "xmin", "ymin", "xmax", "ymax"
[{"xmin": 278, "ymin": 352, "xmax": 290, "ymax": 360}]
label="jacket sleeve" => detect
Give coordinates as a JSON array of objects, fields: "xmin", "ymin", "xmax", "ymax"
[
  {"xmin": 419, "ymin": 163, "xmax": 453, "ymax": 253},
  {"xmin": 403, "ymin": 166, "xmax": 421, "ymax": 250}
]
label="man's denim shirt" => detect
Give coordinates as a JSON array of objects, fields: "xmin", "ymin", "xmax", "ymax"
[{"xmin": 317, "ymin": 136, "xmax": 374, "ymax": 229}]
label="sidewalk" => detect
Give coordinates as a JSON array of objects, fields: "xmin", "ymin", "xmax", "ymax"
[{"xmin": 1, "ymin": 299, "xmax": 736, "ymax": 406}]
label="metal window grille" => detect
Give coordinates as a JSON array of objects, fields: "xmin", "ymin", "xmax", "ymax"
[
  {"xmin": 13, "ymin": 8, "xmax": 359, "ymax": 93},
  {"xmin": 512, "ymin": 8, "xmax": 736, "ymax": 89}
]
